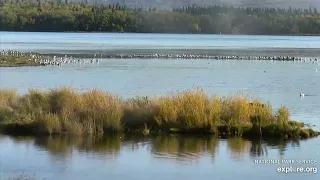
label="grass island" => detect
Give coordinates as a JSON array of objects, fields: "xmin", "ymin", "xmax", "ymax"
[{"xmin": 0, "ymin": 88, "xmax": 318, "ymax": 139}]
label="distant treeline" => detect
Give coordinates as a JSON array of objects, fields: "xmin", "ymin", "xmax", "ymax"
[{"xmin": 0, "ymin": 0, "xmax": 320, "ymax": 34}]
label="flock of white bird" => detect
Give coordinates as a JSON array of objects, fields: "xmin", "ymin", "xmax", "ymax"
[
  {"xmin": 1, "ymin": 50, "xmax": 319, "ymax": 97},
  {"xmin": 37, "ymin": 55, "xmax": 100, "ymax": 66}
]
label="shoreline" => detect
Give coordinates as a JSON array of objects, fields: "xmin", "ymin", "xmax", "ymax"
[
  {"xmin": 1, "ymin": 31, "xmax": 320, "ymax": 36},
  {"xmin": 1, "ymin": 50, "xmax": 319, "ymax": 67},
  {"xmin": 2, "ymin": 121, "xmax": 318, "ymax": 139},
  {"xmin": 0, "ymin": 88, "xmax": 318, "ymax": 139},
  {"xmin": 0, "ymin": 52, "xmax": 49, "ymax": 67},
  {"xmin": 0, "ymin": 63, "xmax": 46, "ymax": 67}
]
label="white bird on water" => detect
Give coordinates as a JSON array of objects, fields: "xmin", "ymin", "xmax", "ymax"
[{"xmin": 300, "ymin": 93, "xmax": 305, "ymax": 97}]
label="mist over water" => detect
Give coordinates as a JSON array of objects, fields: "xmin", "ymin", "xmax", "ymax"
[{"xmin": 74, "ymin": 0, "xmax": 320, "ymax": 10}]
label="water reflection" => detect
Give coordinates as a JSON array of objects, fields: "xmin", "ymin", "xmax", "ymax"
[
  {"xmin": 227, "ymin": 138, "xmax": 251, "ymax": 160},
  {"xmin": 151, "ymin": 135, "xmax": 219, "ymax": 164},
  {"xmin": 33, "ymin": 136, "xmax": 122, "ymax": 160},
  {"xmin": 1, "ymin": 135, "xmax": 307, "ymax": 164}
]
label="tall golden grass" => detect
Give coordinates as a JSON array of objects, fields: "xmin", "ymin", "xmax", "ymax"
[{"xmin": 0, "ymin": 87, "xmax": 318, "ymax": 138}]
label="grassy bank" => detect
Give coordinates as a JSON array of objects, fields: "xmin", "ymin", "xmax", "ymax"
[
  {"xmin": 0, "ymin": 88, "xmax": 318, "ymax": 139},
  {"xmin": 0, "ymin": 54, "xmax": 45, "ymax": 67}
]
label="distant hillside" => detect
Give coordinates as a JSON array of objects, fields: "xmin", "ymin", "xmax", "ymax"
[
  {"xmin": 2, "ymin": 1, "xmax": 320, "ymax": 34},
  {"xmin": 76, "ymin": 0, "xmax": 320, "ymax": 10}
]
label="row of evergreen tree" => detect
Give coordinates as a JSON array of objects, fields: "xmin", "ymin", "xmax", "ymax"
[{"xmin": 0, "ymin": 0, "xmax": 320, "ymax": 34}]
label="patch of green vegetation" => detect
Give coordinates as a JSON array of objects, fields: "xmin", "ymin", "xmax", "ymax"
[
  {"xmin": 0, "ymin": 88, "xmax": 318, "ymax": 139},
  {"xmin": 0, "ymin": 55, "xmax": 44, "ymax": 67}
]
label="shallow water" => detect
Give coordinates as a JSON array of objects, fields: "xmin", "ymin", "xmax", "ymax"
[{"xmin": 0, "ymin": 32, "xmax": 320, "ymax": 179}]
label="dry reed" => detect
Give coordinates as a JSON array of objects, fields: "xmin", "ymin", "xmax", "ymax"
[{"xmin": 0, "ymin": 88, "xmax": 318, "ymax": 138}]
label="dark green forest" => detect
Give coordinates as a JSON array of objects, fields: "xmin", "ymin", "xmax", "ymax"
[
  {"xmin": 14, "ymin": 0, "xmax": 320, "ymax": 10},
  {"xmin": 1, "ymin": 0, "xmax": 320, "ymax": 35}
]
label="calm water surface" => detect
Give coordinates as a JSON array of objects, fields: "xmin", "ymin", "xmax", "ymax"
[
  {"xmin": 1, "ymin": 32, "xmax": 320, "ymax": 57},
  {"xmin": 0, "ymin": 135, "xmax": 319, "ymax": 180},
  {"xmin": 0, "ymin": 32, "xmax": 319, "ymax": 180}
]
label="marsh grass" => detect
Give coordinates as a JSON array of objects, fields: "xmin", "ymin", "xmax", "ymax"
[
  {"xmin": 0, "ymin": 88, "xmax": 318, "ymax": 138},
  {"xmin": 0, "ymin": 89, "xmax": 17, "ymax": 122},
  {"xmin": 122, "ymin": 96, "xmax": 158, "ymax": 131},
  {"xmin": 0, "ymin": 55, "xmax": 42, "ymax": 67}
]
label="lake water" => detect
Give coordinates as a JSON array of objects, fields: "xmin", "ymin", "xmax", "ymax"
[
  {"xmin": 1, "ymin": 32, "xmax": 320, "ymax": 57},
  {"xmin": 0, "ymin": 32, "xmax": 319, "ymax": 180},
  {"xmin": 0, "ymin": 135, "xmax": 319, "ymax": 180}
]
